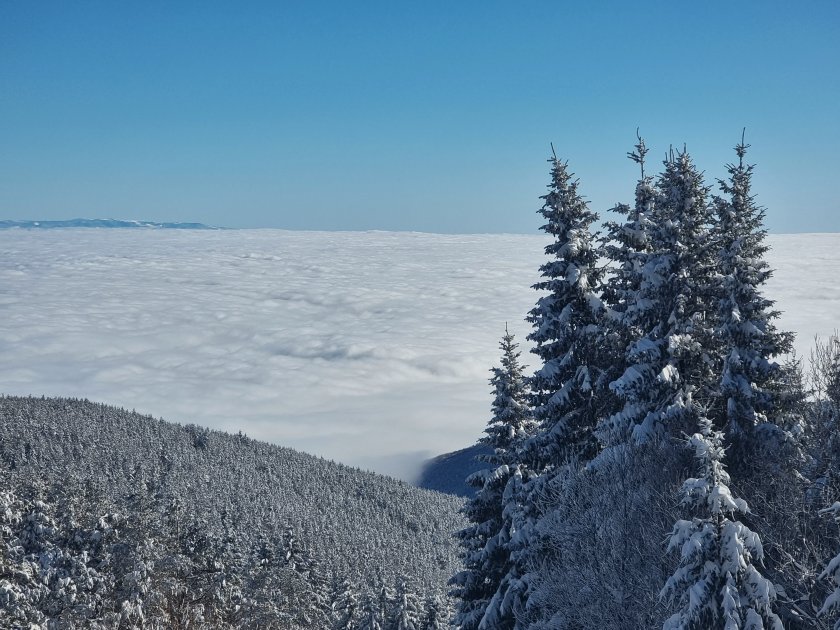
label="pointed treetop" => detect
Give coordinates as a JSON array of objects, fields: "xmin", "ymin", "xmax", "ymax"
[
  {"xmin": 627, "ymin": 129, "xmax": 649, "ymax": 178},
  {"xmin": 735, "ymin": 127, "xmax": 750, "ymax": 166}
]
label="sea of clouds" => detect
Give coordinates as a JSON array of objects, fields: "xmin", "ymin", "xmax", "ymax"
[{"xmin": 0, "ymin": 229, "xmax": 835, "ymax": 480}]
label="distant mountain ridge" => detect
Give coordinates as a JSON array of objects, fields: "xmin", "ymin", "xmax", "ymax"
[
  {"xmin": 0, "ymin": 218, "xmax": 219, "ymax": 229},
  {"xmin": 416, "ymin": 443, "xmax": 492, "ymax": 498}
]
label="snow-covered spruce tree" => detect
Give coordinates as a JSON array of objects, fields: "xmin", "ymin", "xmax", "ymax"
[
  {"xmin": 513, "ymin": 153, "xmax": 610, "ymax": 629},
  {"xmin": 331, "ymin": 578, "xmax": 362, "ymax": 629},
  {"xmin": 390, "ymin": 577, "xmax": 424, "ymax": 630},
  {"xmin": 450, "ymin": 327, "xmax": 533, "ymax": 630},
  {"xmin": 710, "ymin": 139, "xmax": 813, "ymax": 624},
  {"xmin": 600, "ymin": 132, "xmax": 655, "ymax": 326},
  {"xmin": 595, "ymin": 132, "xmax": 655, "ymax": 444},
  {"xmin": 485, "ymin": 326, "xmax": 534, "ymax": 458},
  {"xmin": 807, "ymin": 334, "xmax": 840, "ymax": 512},
  {"xmin": 377, "ymin": 581, "xmax": 397, "ymax": 627},
  {"xmin": 662, "ymin": 415, "xmax": 782, "ymax": 630},
  {"xmin": 810, "ymin": 334, "xmax": 840, "ymax": 405},
  {"xmin": 527, "ymin": 153, "xmax": 608, "ymax": 466},
  {"xmin": 421, "ymin": 594, "xmax": 450, "ymax": 630},
  {"xmin": 358, "ymin": 592, "xmax": 386, "ymax": 630},
  {"xmin": 604, "ymin": 148, "xmax": 718, "ymax": 445},
  {"xmin": 819, "ymin": 502, "xmax": 840, "ymax": 629},
  {"xmin": 712, "ymin": 135, "xmax": 794, "ymax": 454},
  {"xmin": 543, "ymin": 147, "xmax": 727, "ymax": 629}
]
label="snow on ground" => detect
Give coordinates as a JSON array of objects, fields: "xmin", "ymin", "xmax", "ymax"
[{"xmin": 0, "ymin": 229, "xmax": 835, "ymax": 479}]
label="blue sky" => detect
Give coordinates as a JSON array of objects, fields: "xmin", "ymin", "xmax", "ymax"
[{"xmin": 1, "ymin": 1, "xmax": 838, "ymax": 232}]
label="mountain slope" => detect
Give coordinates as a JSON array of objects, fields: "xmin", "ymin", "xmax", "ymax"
[
  {"xmin": 0, "ymin": 396, "xmax": 464, "ymax": 596},
  {"xmin": 416, "ymin": 444, "xmax": 491, "ymax": 498}
]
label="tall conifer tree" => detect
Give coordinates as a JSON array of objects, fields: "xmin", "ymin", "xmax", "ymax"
[
  {"xmin": 513, "ymin": 153, "xmax": 608, "ymax": 629},
  {"xmin": 712, "ymin": 135, "xmax": 794, "ymax": 451},
  {"xmin": 451, "ymin": 328, "xmax": 533, "ymax": 630},
  {"xmin": 596, "ymin": 134, "xmax": 656, "ymax": 449},
  {"xmin": 605, "ymin": 148, "xmax": 718, "ymax": 444},
  {"xmin": 526, "ymin": 152, "xmax": 607, "ymax": 468},
  {"xmin": 601, "ymin": 133, "xmax": 655, "ymax": 321}
]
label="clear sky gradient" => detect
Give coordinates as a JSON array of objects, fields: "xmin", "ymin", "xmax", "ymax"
[{"xmin": 1, "ymin": 1, "xmax": 838, "ymax": 232}]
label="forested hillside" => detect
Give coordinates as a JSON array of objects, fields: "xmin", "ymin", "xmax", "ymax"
[{"xmin": 0, "ymin": 396, "xmax": 463, "ymax": 628}]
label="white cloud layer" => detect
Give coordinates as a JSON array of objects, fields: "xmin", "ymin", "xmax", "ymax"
[{"xmin": 0, "ymin": 230, "xmax": 834, "ymax": 479}]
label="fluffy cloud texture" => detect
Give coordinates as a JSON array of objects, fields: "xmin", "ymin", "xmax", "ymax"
[{"xmin": 0, "ymin": 230, "xmax": 832, "ymax": 479}]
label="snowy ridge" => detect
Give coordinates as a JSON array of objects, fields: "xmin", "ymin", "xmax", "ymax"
[
  {"xmin": 0, "ymin": 218, "xmax": 219, "ymax": 229},
  {"xmin": 416, "ymin": 444, "xmax": 492, "ymax": 497}
]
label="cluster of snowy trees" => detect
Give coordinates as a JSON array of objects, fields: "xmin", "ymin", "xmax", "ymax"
[
  {"xmin": 1, "ymin": 480, "xmax": 453, "ymax": 628},
  {"xmin": 453, "ymin": 137, "xmax": 840, "ymax": 629},
  {"xmin": 0, "ymin": 396, "xmax": 462, "ymax": 628}
]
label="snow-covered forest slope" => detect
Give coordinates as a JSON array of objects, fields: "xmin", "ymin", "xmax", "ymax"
[{"xmin": 0, "ymin": 395, "xmax": 464, "ymax": 626}]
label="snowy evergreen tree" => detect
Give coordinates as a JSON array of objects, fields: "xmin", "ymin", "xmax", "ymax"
[
  {"xmin": 601, "ymin": 132, "xmax": 656, "ymax": 323},
  {"xmin": 527, "ymin": 152, "xmax": 608, "ymax": 466},
  {"xmin": 331, "ymin": 578, "xmax": 362, "ymax": 629},
  {"xmin": 597, "ymin": 134, "xmax": 656, "ymax": 429},
  {"xmin": 479, "ymin": 464, "xmax": 532, "ymax": 630},
  {"xmin": 707, "ymin": 138, "xmax": 809, "ymax": 626},
  {"xmin": 450, "ymin": 328, "xmax": 532, "ymax": 630},
  {"xmin": 358, "ymin": 592, "xmax": 386, "ymax": 630},
  {"xmin": 810, "ymin": 334, "xmax": 840, "ymax": 405},
  {"xmin": 485, "ymin": 325, "xmax": 534, "ymax": 458},
  {"xmin": 282, "ymin": 525, "xmax": 310, "ymax": 572},
  {"xmin": 390, "ymin": 577, "xmax": 424, "ymax": 630},
  {"xmin": 712, "ymin": 135, "xmax": 794, "ymax": 452},
  {"xmin": 807, "ymin": 335, "xmax": 840, "ymax": 518},
  {"xmin": 604, "ymin": 148, "xmax": 718, "ymax": 445},
  {"xmin": 819, "ymin": 502, "xmax": 840, "ymax": 630},
  {"xmin": 662, "ymin": 416, "xmax": 782, "ymax": 630},
  {"xmin": 421, "ymin": 594, "xmax": 450, "ymax": 630},
  {"xmin": 507, "ymin": 152, "xmax": 610, "ymax": 630}
]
